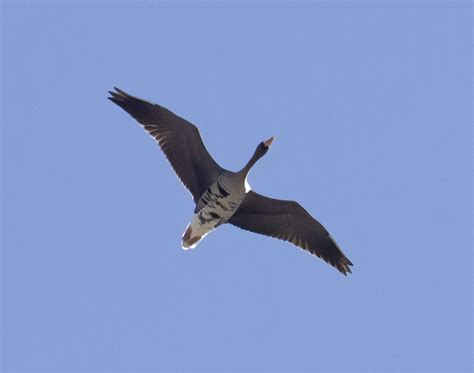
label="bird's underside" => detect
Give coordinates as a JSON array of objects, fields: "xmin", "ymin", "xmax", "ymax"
[
  {"xmin": 182, "ymin": 176, "xmax": 245, "ymax": 249},
  {"xmin": 108, "ymin": 87, "xmax": 353, "ymax": 275}
]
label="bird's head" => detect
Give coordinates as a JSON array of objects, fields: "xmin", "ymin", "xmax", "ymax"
[
  {"xmin": 257, "ymin": 136, "xmax": 274, "ymax": 156},
  {"xmin": 263, "ymin": 136, "xmax": 274, "ymax": 148}
]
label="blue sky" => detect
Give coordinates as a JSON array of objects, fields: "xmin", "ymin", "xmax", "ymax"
[{"xmin": 1, "ymin": 1, "xmax": 472, "ymax": 371}]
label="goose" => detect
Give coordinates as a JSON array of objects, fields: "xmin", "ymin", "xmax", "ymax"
[{"xmin": 108, "ymin": 87, "xmax": 353, "ymax": 275}]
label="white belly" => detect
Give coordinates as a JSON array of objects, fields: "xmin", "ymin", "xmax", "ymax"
[
  {"xmin": 181, "ymin": 203, "xmax": 236, "ymax": 249},
  {"xmin": 181, "ymin": 181, "xmax": 245, "ymax": 249},
  {"xmin": 181, "ymin": 216, "xmax": 215, "ymax": 250}
]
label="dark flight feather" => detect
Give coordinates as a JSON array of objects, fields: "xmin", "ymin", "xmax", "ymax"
[
  {"xmin": 108, "ymin": 87, "xmax": 223, "ymax": 203},
  {"xmin": 228, "ymin": 191, "xmax": 353, "ymax": 275}
]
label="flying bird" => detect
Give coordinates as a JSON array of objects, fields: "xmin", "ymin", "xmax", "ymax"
[{"xmin": 108, "ymin": 88, "xmax": 353, "ymax": 275}]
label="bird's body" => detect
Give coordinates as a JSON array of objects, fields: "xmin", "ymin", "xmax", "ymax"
[
  {"xmin": 108, "ymin": 87, "xmax": 353, "ymax": 275},
  {"xmin": 183, "ymin": 172, "xmax": 247, "ymax": 248}
]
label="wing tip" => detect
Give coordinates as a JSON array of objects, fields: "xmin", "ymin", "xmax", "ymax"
[
  {"xmin": 335, "ymin": 255, "xmax": 353, "ymax": 276},
  {"xmin": 107, "ymin": 87, "xmax": 159, "ymax": 110},
  {"xmin": 107, "ymin": 87, "xmax": 128, "ymax": 102},
  {"xmin": 326, "ymin": 233, "xmax": 353, "ymax": 276}
]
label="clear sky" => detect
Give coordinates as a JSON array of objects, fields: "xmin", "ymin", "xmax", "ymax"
[{"xmin": 1, "ymin": 1, "xmax": 472, "ymax": 372}]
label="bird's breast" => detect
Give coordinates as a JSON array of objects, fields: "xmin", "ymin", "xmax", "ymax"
[
  {"xmin": 196, "ymin": 180, "xmax": 245, "ymax": 218},
  {"xmin": 183, "ymin": 180, "xmax": 247, "ymax": 249},
  {"xmin": 197, "ymin": 189, "xmax": 243, "ymax": 227}
]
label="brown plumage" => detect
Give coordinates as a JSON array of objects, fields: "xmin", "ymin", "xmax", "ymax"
[{"xmin": 108, "ymin": 87, "xmax": 353, "ymax": 275}]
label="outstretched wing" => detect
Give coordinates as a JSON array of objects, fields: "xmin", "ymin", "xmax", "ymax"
[
  {"xmin": 228, "ymin": 191, "xmax": 353, "ymax": 275},
  {"xmin": 108, "ymin": 87, "xmax": 224, "ymax": 202}
]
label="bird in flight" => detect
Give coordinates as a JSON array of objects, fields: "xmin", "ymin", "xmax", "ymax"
[{"xmin": 108, "ymin": 88, "xmax": 353, "ymax": 275}]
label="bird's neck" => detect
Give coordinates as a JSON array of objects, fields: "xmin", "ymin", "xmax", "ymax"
[{"xmin": 240, "ymin": 149, "xmax": 262, "ymax": 176}]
